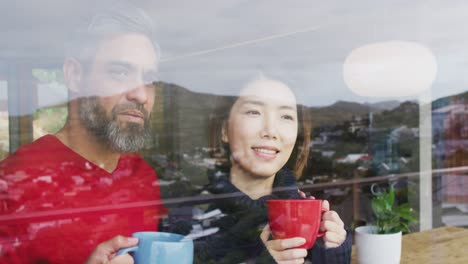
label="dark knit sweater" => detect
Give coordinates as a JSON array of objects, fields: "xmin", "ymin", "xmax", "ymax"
[{"xmin": 192, "ymin": 169, "xmax": 352, "ymax": 263}]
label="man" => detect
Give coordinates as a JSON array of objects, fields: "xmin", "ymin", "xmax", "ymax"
[{"xmin": 0, "ymin": 2, "xmax": 166, "ymax": 263}]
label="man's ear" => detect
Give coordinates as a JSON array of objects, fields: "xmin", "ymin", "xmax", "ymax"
[
  {"xmin": 221, "ymin": 121, "xmax": 229, "ymax": 143},
  {"xmin": 63, "ymin": 57, "xmax": 83, "ymax": 94}
]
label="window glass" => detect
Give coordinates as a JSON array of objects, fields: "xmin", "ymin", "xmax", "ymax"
[
  {"xmin": 32, "ymin": 68, "xmax": 68, "ymax": 139},
  {"xmin": 0, "ymin": 75, "xmax": 7, "ymax": 160},
  {"xmin": 1, "ymin": 1, "xmax": 467, "ymax": 263}
]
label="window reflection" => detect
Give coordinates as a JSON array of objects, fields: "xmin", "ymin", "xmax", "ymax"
[
  {"xmin": 0, "ymin": 73, "xmax": 8, "ymax": 160},
  {"xmin": 433, "ymin": 100, "xmax": 468, "ymax": 227},
  {"xmin": 32, "ymin": 68, "xmax": 68, "ymax": 139},
  {"xmin": 0, "ymin": 1, "xmax": 467, "ymax": 263}
]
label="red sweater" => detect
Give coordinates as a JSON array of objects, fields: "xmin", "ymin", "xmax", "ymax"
[{"xmin": 0, "ymin": 135, "xmax": 167, "ymax": 264}]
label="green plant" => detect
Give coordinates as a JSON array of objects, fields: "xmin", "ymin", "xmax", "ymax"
[{"xmin": 371, "ymin": 185, "xmax": 417, "ymax": 234}]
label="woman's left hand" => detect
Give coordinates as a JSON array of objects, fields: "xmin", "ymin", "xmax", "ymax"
[
  {"xmin": 320, "ymin": 200, "xmax": 347, "ymax": 248},
  {"xmin": 297, "ymin": 191, "xmax": 347, "ymax": 248}
]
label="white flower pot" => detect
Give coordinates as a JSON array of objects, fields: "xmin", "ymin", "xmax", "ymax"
[{"xmin": 355, "ymin": 226, "xmax": 402, "ymax": 264}]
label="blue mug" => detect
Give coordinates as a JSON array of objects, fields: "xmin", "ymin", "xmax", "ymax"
[{"xmin": 117, "ymin": 232, "xmax": 193, "ymax": 264}]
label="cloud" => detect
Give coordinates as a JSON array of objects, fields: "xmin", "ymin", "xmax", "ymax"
[
  {"xmin": 147, "ymin": 0, "xmax": 468, "ymax": 105},
  {"xmin": 1, "ymin": 0, "xmax": 467, "ymax": 106}
]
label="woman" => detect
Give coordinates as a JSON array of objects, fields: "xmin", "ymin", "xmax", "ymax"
[{"xmin": 193, "ymin": 75, "xmax": 352, "ymax": 263}]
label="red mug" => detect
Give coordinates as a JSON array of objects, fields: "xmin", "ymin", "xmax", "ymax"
[{"xmin": 266, "ymin": 199, "xmax": 326, "ymax": 249}]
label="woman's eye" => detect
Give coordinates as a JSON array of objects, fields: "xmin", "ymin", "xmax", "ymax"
[{"xmin": 282, "ymin": 114, "xmax": 295, "ymax": 121}]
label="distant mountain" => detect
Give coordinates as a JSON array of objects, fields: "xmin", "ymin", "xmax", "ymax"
[
  {"xmin": 432, "ymin": 90, "xmax": 468, "ymax": 110},
  {"xmin": 372, "ymin": 101, "xmax": 419, "ymax": 128},
  {"xmin": 329, "ymin": 101, "xmax": 371, "ymax": 111},
  {"xmin": 308, "ymin": 101, "xmax": 372, "ymax": 127},
  {"xmin": 364, "ymin": 100, "xmax": 402, "ymax": 111},
  {"xmin": 152, "ymin": 82, "xmax": 427, "ymax": 150}
]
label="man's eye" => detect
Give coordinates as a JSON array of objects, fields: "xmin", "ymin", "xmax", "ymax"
[
  {"xmin": 282, "ymin": 115, "xmax": 295, "ymax": 121},
  {"xmin": 110, "ymin": 68, "xmax": 130, "ymax": 79}
]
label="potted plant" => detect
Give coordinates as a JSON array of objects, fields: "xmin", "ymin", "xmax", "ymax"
[{"xmin": 355, "ymin": 185, "xmax": 417, "ymax": 264}]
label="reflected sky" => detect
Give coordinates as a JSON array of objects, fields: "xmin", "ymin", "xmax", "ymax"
[{"xmin": 1, "ymin": 0, "xmax": 468, "ymax": 106}]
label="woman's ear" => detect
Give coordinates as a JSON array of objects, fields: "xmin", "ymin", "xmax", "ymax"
[
  {"xmin": 221, "ymin": 121, "xmax": 229, "ymax": 143},
  {"xmin": 63, "ymin": 57, "xmax": 83, "ymax": 94}
]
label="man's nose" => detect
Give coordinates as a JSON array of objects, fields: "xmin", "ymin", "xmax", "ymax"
[{"xmin": 126, "ymin": 82, "xmax": 149, "ymax": 104}]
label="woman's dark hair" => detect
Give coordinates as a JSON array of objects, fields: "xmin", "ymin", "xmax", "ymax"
[
  {"xmin": 287, "ymin": 104, "xmax": 311, "ymax": 177},
  {"xmin": 208, "ymin": 81, "xmax": 311, "ymax": 178}
]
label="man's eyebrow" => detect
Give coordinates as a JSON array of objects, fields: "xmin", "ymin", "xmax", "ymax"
[
  {"xmin": 106, "ymin": 61, "xmax": 158, "ymax": 73},
  {"xmin": 106, "ymin": 61, "xmax": 135, "ymax": 69}
]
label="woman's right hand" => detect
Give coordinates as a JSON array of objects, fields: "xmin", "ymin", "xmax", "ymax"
[{"xmin": 260, "ymin": 225, "xmax": 308, "ymax": 264}]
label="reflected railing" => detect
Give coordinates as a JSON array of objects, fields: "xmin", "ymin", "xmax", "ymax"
[{"xmin": 1, "ymin": 166, "xmax": 467, "ymax": 228}]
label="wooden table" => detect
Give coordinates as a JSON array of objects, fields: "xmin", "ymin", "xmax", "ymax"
[{"xmin": 351, "ymin": 226, "xmax": 468, "ymax": 264}]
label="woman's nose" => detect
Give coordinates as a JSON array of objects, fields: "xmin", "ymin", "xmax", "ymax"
[{"xmin": 261, "ymin": 115, "xmax": 278, "ymax": 139}]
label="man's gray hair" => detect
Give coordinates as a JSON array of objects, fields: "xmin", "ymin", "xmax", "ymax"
[{"xmin": 67, "ymin": 0, "xmax": 160, "ymax": 62}]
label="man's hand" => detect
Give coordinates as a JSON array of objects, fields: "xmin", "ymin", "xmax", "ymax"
[
  {"xmin": 84, "ymin": 235, "xmax": 138, "ymax": 264},
  {"xmin": 260, "ymin": 225, "xmax": 308, "ymax": 264}
]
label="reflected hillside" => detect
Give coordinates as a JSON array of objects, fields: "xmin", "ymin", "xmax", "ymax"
[
  {"xmin": 2, "ymin": 82, "xmax": 466, "ymax": 203},
  {"xmin": 141, "ymin": 83, "xmax": 424, "ymax": 199},
  {"xmin": 150, "ymin": 82, "xmax": 412, "ymax": 154}
]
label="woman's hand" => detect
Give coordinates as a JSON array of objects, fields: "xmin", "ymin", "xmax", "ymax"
[
  {"xmin": 260, "ymin": 225, "xmax": 308, "ymax": 264},
  {"xmin": 320, "ymin": 200, "xmax": 347, "ymax": 248},
  {"xmin": 298, "ymin": 190, "xmax": 314, "ymax": 199},
  {"xmin": 297, "ymin": 190, "xmax": 347, "ymax": 248},
  {"xmin": 84, "ymin": 235, "xmax": 138, "ymax": 264}
]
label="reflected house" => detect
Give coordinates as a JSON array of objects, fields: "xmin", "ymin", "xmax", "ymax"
[
  {"xmin": 437, "ymin": 140, "xmax": 468, "ymax": 203},
  {"xmin": 432, "ymin": 104, "xmax": 468, "ymax": 132},
  {"xmin": 162, "ymin": 206, "xmax": 223, "ymax": 240},
  {"xmin": 336, "ymin": 153, "xmax": 371, "ymax": 164},
  {"xmin": 321, "ymin": 150, "xmax": 335, "ymax": 158},
  {"xmin": 388, "ymin": 126, "xmax": 419, "ymax": 142},
  {"xmin": 348, "ymin": 116, "xmax": 369, "ymax": 133},
  {"xmin": 433, "ymin": 103, "xmax": 468, "ymax": 203},
  {"xmin": 366, "ymin": 125, "xmax": 418, "ymax": 175},
  {"xmin": 377, "ymin": 162, "xmax": 400, "ymax": 176},
  {"xmin": 186, "ymin": 209, "xmax": 223, "ymax": 240},
  {"xmin": 310, "ymin": 134, "xmax": 328, "ymax": 146}
]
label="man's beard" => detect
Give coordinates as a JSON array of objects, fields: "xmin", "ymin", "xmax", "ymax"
[{"xmin": 78, "ymin": 97, "xmax": 151, "ymax": 153}]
